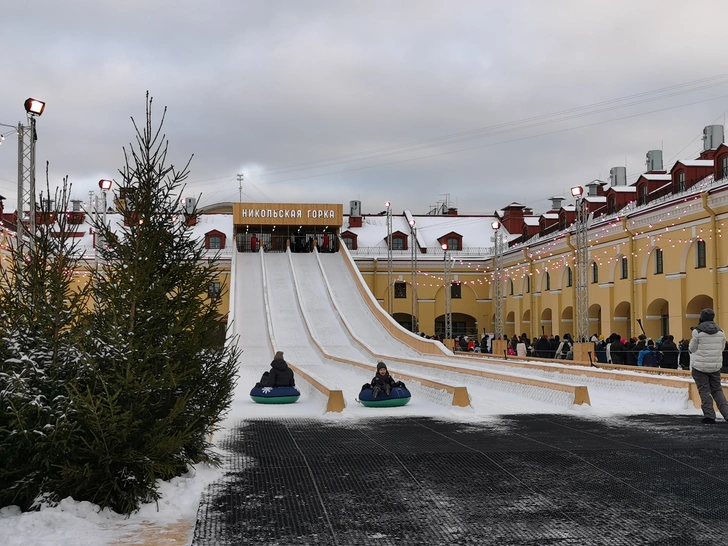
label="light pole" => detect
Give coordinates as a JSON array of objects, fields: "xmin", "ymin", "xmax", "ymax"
[
  {"xmin": 385, "ymin": 201, "xmax": 393, "ymax": 315},
  {"xmin": 571, "ymin": 185, "xmax": 590, "ymax": 344},
  {"xmin": 442, "ymin": 242, "xmax": 452, "ymax": 340},
  {"xmin": 97, "ymin": 179, "xmax": 113, "ymax": 273},
  {"xmin": 17, "ymin": 98, "xmax": 46, "ymax": 251},
  {"xmin": 408, "ymin": 218, "xmax": 418, "ymax": 333},
  {"xmin": 491, "ymin": 220, "xmax": 504, "ymax": 342}
]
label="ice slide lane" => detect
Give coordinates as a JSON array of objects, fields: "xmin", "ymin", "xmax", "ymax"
[
  {"xmin": 263, "ymin": 251, "xmax": 471, "ymax": 415},
  {"xmin": 289, "ymin": 251, "xmax": 469, "ymax": 409},
  {"xmin": 319, "ymin": 250, "xmax": 691, "ymax": 412},
  {"xmin": 316, "ymin": 251, "xmax": 592, "ymax": 409},
  {"xmin": 226, "ymin": 252, "xmax": 329, "ymax": 416}
]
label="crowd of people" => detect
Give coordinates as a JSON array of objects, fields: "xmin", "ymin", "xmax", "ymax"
[{"xmin": 258, "ymin": 309, "xmax": 728, "ymax": 423}]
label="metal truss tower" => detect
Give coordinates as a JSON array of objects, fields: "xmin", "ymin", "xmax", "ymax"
[
  {"xmin": 386, "ymin": 202, "xmax": 393, "ymax": 315},
  {"xmin": 443, "ymin": 247, "xmax": 453, "ymax": 340},
  {"xmin": 575, "ymin": 196, "xmax": 590, "ymax": 342},
  {"xmin": 492, "ymin": 226, "xmax": 505, "ymax": 341},
  {"xmin": 16, "ymin": 119, "xmax": 36, "ymax": 249},
  {"xmin": 409, "ymin": 221, "xmax": 418, "ymax": 332}
]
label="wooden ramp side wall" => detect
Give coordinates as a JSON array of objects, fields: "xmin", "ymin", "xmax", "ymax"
[
  {"xmin": 387, "ymin": 355, "xmax": 591, "ymax": 406},
  {"xmin": 288, "ymin": 363, "xmax": 346, "ymax": 413},
  {"xmin": 336, "ymin": 242, "xmax": 450, "ymax": 357}
]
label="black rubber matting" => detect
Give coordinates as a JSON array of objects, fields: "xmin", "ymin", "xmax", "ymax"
[{"xmin": 192, "ymin": 415, "xmax": 728, "ymax": 545}]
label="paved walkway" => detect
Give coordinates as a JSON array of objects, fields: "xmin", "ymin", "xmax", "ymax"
[{"xmin": 192, "ymin": 415, "xmax": 728, "ymax": 545}]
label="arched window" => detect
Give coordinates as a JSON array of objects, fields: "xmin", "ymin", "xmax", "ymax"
[
  {"xmin": 509, "ymin": 279, "xmax": 514, "ymax": 295},
  {"xmin": 591, "ymin": 262, "xmax": 599, "ymax": 284},
  {"xmin": 696, "ymin": 240, "xmax": 706, "ymax": 269},
  {"xmin": 654, "ymin": 248, "xmax": 663, "ymax": 274},
  {"xmin": 545, "ymin": 272, "xmax": 550, "ymax": 291},
  {"xmin": 676, "ymin": 171, "xmax": 686, "ymax": 192},
  {"xmin": 526, "ymin": 276, "xmax": 530, "ymax": 293},
  {"xmin": 566, "ymin": 267, "xmax": 572, "ymax": 287},
  {"xmin": 639, "ymin": 185, "xmax": 648, "ymax": 206},
  {"xmin": 621, "ymin": 256, "xmax": 628, "ymax": 279}
]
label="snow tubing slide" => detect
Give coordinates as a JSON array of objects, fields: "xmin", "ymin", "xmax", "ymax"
[
  {"xmin": 250, "ymin": 386, "xmax": 301, "ymax": 404},
  {"xmin": 358, "ymin": 387, "xmax": 411, "ymax": 407}
]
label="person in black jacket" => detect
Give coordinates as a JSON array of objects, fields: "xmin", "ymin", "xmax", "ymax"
[
  {"xmin": 609, "ymin": 334, "xmax": 626, "ymax": 364},
  {"xmin": 370, "ymin": 362, "xmax": 400, "ymax": 398},
  {"xmin": 534, "ymin": 335, "xmax": 551, "ymax": 358},
  {"xmin": 660, "ymin": 335, "xmax": 679, "ymax": 369},
  {"xmin": 257, "ymin": 351, "xmax": 296, "ymax": 388}
]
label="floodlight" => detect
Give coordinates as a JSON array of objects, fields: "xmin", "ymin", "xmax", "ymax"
[
  {"xmin": 441, "ymin": 243, "xmax": 448, "ymax": 251},
  {"xmin": 384, "ymin": 201, "xmax": 390, "ymax": 208},
  {"xmin": 491, "ymin": 220, "xmax": 501, "ymax": 230},
  {"xmin": 571, "ymin": 186, "xmax": 583, "ymax": 197},
  {"xmin": 99, "ymin": 179, "xmax": 113, "ymax": 190},
  {"xmin": 24, "ymin": 98, "xmax": 45, "ymax": 116}
]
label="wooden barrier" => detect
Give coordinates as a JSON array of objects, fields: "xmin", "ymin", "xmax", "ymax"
[
  {"xmin": 457, "ymin": 353, "xmax": 724, "ymax": 409},
  {"xmin": 387, "ymin": 355, "xmax": 591, "ymax": 406},
  {"xmin": 491, "ymin": 340, "xmax": 508, "ymax": 358},
  {"xmin": 288, "ymin": 363, "xmax": 346, "ymax": 413}
]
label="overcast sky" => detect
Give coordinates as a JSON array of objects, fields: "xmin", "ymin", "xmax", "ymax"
[{"xmin": 1, "ymin": 1, "xmax": 728, "ymax": 216}]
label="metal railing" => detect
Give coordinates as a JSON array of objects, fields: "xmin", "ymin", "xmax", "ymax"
[
  {"xmin": 348, "ymin": 246, "xmax": 493, "ymax": 258},
  {"xmin": 71, "ymin": 243, "xmax": 234, "ymax": 260}
]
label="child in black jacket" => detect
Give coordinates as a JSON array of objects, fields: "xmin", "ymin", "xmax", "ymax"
[{"xmin": 370, "ymin": 362, "xmax": 400, "ymax": 398}]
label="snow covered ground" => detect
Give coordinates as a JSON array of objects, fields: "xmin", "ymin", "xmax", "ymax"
[{"xmin": 0, "ymin": 249, "xmax": 702, "ymax": 546}]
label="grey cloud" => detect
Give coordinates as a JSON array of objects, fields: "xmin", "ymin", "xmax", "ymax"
[{"xmin": 1, "ymin": 1, "xmax": 727, "ymax": 216}]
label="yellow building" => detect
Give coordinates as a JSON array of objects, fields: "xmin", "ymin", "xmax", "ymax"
[{"xmin": 343, "ymin": 128, "xmax": 728, "ymax": 344}]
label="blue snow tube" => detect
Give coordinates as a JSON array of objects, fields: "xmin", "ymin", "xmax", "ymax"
[
  {"xmin": 250, "ymin": 386, "xmax": 301, "ymax": 404},
  {"xmin": 358, "ymin": 386, "xmax": 411, "ymax": 408}
]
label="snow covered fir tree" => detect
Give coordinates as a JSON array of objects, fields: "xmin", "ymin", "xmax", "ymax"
[{"xmin": 0, "ymin": 95, "xmax": 239, "ymax": 515}]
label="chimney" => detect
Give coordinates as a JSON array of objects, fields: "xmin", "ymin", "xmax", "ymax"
[
  {"xmin": 183, "ymin": 197, "xmax": 197, "ymax": 226},
  {"xmin": 703, "ymin": 125, "xmax": 725, "ymax": 151},
  {"xmin": 549, "ymin": 196, "xmax": 565, "ymax": 210},
  {"xmin": 585, "ymin": 181, "xmax": 603, "ymax": 197},
  {"xmin": 609, "ymin": 166, "xmax": 627, "ymax": 186},
  {"xmin": 645, "ymin": 150, "xmax": 663, "ymax": 172},
  {"xmin": 447, "ymin": 207, "xmax": 458, "ymax": 216},
  {"xmin": 349, "ymin": 199, "xmax": 362, "ymax": 227}
]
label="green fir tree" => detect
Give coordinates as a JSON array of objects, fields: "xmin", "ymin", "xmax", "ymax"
[
  {"xmin": 0, "ymin": 175, "xmax": 92, "ymax": 509},
  {"xmin": 63, "ymin": 94, "xmax": 240, "ymax": 514}
]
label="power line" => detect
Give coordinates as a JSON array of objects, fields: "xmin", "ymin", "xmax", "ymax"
[
  {"xmin": 243, "ymin": 74, "xmax": 728, "ymax": 178},
  {"xmin": 247, "ymin": 93, "xmax": 728, "ymax": 187}
]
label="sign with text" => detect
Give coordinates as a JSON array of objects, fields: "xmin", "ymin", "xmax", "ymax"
[{"xmin": 233, "ymin": 203, "xmax": 344, "ymax": 226}]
